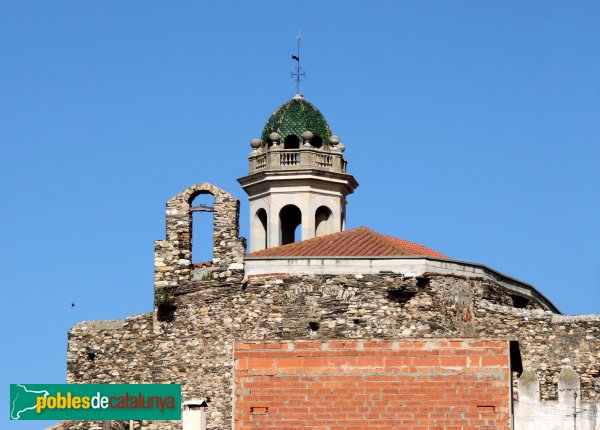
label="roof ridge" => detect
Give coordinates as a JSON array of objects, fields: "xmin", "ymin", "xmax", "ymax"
[
  {"xmin": 248, "ymin": 226, "xmax": 449, "ymax": 259},
  {"xmin": 248, "ymin": 227, "xmax": 365, "ymax": 257},
  {"xmin": 380, "ymin": 232, "xmax": 449, "ymax": 259},
  {"xmin": 361, "ymin": 228, "xmax": 406, "ymax": 256}
]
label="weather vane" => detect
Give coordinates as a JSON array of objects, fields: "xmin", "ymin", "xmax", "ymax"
[{"xmin": 291, "ymin": 30, "xmax": 305, "ymax": 94}]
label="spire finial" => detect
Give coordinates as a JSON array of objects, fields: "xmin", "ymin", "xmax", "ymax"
[{"xmin": 291, "ymin": 30, "xmax": 305, "ymax": 94}]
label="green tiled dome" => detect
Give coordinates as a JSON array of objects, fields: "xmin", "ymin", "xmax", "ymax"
[{"xmin": 261, "ymin": 95, "xmax": 332, "ymax": 147}]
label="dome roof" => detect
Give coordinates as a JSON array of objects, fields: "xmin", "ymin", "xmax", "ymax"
[{"xmin": 261, "ymin": 94, "xmax": 332, "ymax": 147}]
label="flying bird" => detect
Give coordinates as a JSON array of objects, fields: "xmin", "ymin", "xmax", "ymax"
[
  {"xmin": 71, "ymin": 302, "xmax": 76, "ymax": 308},
  {"xmin": 292, "ymin": 55, "xmax": 299, "ymax": 61}
]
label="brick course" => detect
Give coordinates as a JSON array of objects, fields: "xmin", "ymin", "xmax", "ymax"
[{"xmin": 234, "ymin": 339, "xmax": 512, "ymax": 429}]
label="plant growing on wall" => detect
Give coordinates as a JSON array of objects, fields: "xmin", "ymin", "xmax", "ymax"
[{"xmin": 155, "ymin": 287, "xmax": 176, "ymax": 322}]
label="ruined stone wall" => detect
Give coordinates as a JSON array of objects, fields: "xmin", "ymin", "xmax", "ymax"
[
  {"xmin": 424, "ymin": 274, "xmax": 600, "ymax": 401},
  {"xmin": 64, "ymin": 272, "xmax": 600, "ymax": 430},
  {"xmin": 66, "ymin": 313, "xmax": 154, "ymax": 384},
  {"xmin": 61, "ymin": 184, "xmax": 600, "ymax": 430},
  {"xmin": 62, "ymin": 314, "xmax": 155, "ymax": 430},
  {"xmin": 475, "ymin": 302, "xmax": 600, "ymax": 401},
  {"xmin": 154, "ymin": 183, "xmax": 246, "ymax": 296},
  {"xmin": 144, "ymin": 273, "xmax": 599, "ymax": 429}
]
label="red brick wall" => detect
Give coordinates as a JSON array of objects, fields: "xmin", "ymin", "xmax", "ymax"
[{"xmin": 234, "ymin": 339, "xmax": 512, "ymax": 430}]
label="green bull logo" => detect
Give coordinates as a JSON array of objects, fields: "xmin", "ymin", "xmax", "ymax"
[{"xmin": 10, "ymin": 384, "xmax": 181, "ymax": 420}]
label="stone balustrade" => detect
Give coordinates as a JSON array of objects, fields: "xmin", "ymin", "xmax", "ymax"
[{"xmin": 248, "ymin": 146, "xmax": 347, "ymax": 174}]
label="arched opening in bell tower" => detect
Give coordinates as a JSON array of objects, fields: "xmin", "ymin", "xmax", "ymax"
[
  {"xmin": 255, "ymin": 208, "xmax": 268, "ymax": 250},
  {"xmin": 279, "ymin": 204, "xmax": 302, "ymax": 245},
  {"xmin": 315, "ymin": 206, "xmax": 333, "ymax": 237},
  {"xmin": 311, "ymin": 135, "xmax": 323, "ymax": 148},
  {"xmin": 283, "ymin": 135, "xmax": 300, "ymax": 149},
  {"xmin": 190, "ymin": 193, "xmax": 215, "ymax": 263}
]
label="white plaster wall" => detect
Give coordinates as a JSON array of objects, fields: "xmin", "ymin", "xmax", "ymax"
[
  {"xmin": 182, "ymin": 408, "xmax": 206, "ymax": 430},
  {"xmin": 241, "ymin": 170, "xmax": 357, "ymax": 251},
  {"xmin": 250, "ymin": 187, "xmax": 345, "ymax": 249},
  {"xmin": 248, "ymin": 199, "xmax": 269, "ymax": 252},
  {"xmin": 514, "ymin": 368, "xmax": 598, "ymax": 429},
  {"xmin": 514, "ymin": 400, "xmax": 599, "ymax": 430}
]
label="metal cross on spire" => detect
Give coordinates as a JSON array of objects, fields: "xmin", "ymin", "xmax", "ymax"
[{"xmin": 291, "ymin": 30, "xmax": 305, "ymax": 94}]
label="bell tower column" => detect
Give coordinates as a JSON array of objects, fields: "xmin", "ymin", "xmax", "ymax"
[
  {"xmin": 302, "ymin": 207, "xmax": 315, "ymax": 242},
  {"xmin": 268, "ymin": 203, "xmax": 279, "ymax": 249}
]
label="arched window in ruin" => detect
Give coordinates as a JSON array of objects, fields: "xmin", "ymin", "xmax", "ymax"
[
  {"xmin": 190, "ymin": 193, "xmax": 215, "ymax": 264},
  {"xmin": 255, "ymin": 208, "xmax": 268, "ymax": 250},
  {"xmin": 283, "ymin": 134, "xmax": 300, "ymax": 149},
  {"xmin": 315, "ymin": 206, "xmax": 333, "ymax": 237},
  {"xmin": 279, "ymin": 204, "xmax": 302, "ymax": 245}
]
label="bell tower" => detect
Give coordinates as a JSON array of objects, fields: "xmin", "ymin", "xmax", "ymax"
[{"xmin": 238, "ymin": 94, "xmax": 358, "ymax": 252}]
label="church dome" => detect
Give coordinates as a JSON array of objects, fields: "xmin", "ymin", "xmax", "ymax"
[{"xmin": 261, "ymin": 94, "xmax": 332, "ymax": 149}]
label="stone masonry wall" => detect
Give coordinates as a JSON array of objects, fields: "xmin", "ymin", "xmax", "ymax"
[
  {"xmin": 62, "ymin": 314, "xmax": 155, "ymax": 430},
  {"xmin": 64, "ymin": 274, "xmax": 600, "ymax": 430},
  {"xmin": 67, "ymin": 313, "xmax": 154, "ymax": 384},
  {"xmin": 62, "ymin": 184, "xmax": 600, "ymax": 430},
  {"xmin": 64, "ymin": 272, "xmax": 600, "ymax": 429},
  {"xmin": 423, "ymin": 273, "xmax": 600, "ymax": 401},
  {"xmin": 154, "ymin": 183, "xmax": 246, "ymax": 296}
]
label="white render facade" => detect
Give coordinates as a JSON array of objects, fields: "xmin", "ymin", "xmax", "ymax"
[{"xmin": 241, "ymin": 170, "xmax": 356, "ymax": 251}]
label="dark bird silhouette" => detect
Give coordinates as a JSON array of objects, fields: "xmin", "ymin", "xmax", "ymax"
[
  {"xmin": 292, "ymin": 55, "xmax": 300, "ymax": 61},
  {"xmin": 71, "ymin": 302, "xmax": 76, "ymax": 308}
]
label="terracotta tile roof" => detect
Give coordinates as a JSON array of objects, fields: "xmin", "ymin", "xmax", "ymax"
[
  {"xmin": 248, "ymin": 226, "xmax": 449, "ymax": 259},
  {"xmin": 193, "ymin": 261, "xmax": 214, "ymax": 268}
]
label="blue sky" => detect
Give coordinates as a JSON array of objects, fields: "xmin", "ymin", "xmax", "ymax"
[{"xmin": 1, "ymin": 1, "xmax": 599, "ymax": 428}]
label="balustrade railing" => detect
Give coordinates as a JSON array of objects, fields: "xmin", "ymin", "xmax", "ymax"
[
  {"xmin": 316, "ymin": 154, "xmax": 333, "ymax": 167},
  {"xmin": 248, "ymin": 147, "xmax": 346, "ymax": 174},
  {"xmin": 255, "ymin": 154, "xmax": 267, "ymax": 170},
  {"xmin": 280, "ymin": 151, "xmax": 300, "ymax": 166}
]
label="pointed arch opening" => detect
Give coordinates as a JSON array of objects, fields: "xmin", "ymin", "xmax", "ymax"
[
  {"xmin": 280, "ymin": 204, "xmax": 302, "ymax": 245},
  {"xmin": 283, "ymin": 134, "xmax": 300, "ymax": 149},
  {"xmin": 255, "ymin": 208, "xmax": 268, "ymax": 251},
  {"xmin": 190, "ymin": 193, "xmax": 215, "ymax": 264},
  {"xmin": 315, "ymin": 206, "xmax": 333, "ymax": 237}
]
